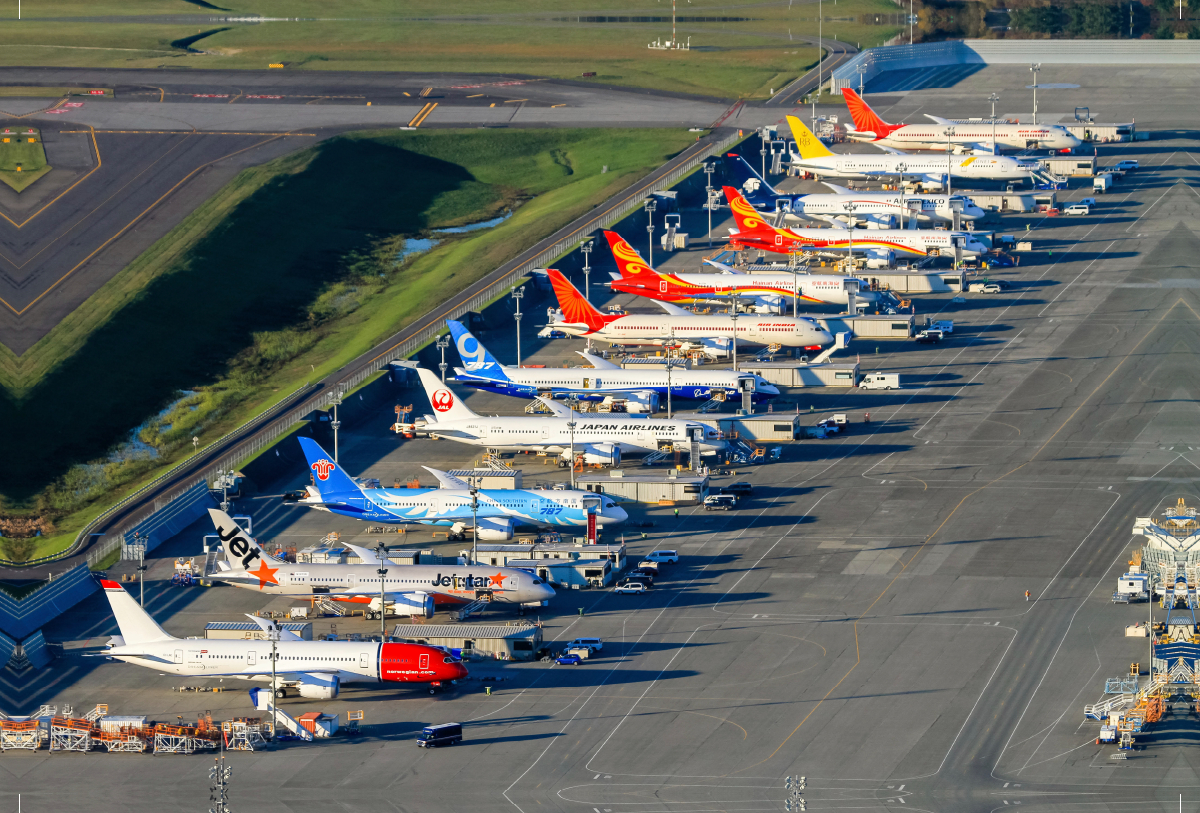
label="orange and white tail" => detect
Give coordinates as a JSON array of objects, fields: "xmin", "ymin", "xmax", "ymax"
[
  {"xmin": 101, "ymin": 580, "xmax": 175, "ymax": 645},
  {"xmin": 723, "ymin": 186, "xmax": 780, "ymax": 238},
  {"xmin": 603, "ymin": 230, "xmax": 658, "ymax": 279},
  {"xmin": 548, "ymin": 269, "xmax": 615, "ymax": 332},
  {"xmin": 841, "ymin": 88, "xmax": 901, "ymax": 139}
]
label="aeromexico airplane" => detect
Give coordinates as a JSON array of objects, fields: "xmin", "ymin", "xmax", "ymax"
[
  {"xmin": 447, "ymin": 318, "xmax": 780, "ymax": 409},
  {"xmin": 289, "ymin": 437, "xmax": 628, "ymax": 539},
  {"xmin": 208, "ymin": 509, "xmax": 555, "ymax": 611}
]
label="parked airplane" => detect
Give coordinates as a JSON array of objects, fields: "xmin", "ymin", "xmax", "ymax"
[
  {"xmin": 547, "ymin": 268, "xmax": 834, "ymax": 351},
  {"xmin": 289, "ymin": 436, "xmax": 627, "ymax": 539},
  {"xmin": 723, "ymin": 186, "xmax": 988, "ymax": 260},
  {"xmin": 721, "ymin": 152, "xmax": 985, "ymax": 227},
  {"xmin": 446, "ymin": 318, "xmax": 779, "ymax": 408},
  {"xmin": 786, "ymin": 116, "xmax": 1033, "ymax": 186},
  {"xmin": 401, "ymin": 367, "xmax": 727, "ymax": 461},
  {"xmin": 603, "ymin": 229, "xmax": 875, "ymax": 313},
  {"xmin": 96, "ymin": 578, "xmax": 468, "ymax": 698},
  {"xmin": 841, "ymin": 88, "xmax": 1081, "ymax": 153},
  {"xmin": 208, "ymin": 510, "xmax": 555, "ymax": 613}
]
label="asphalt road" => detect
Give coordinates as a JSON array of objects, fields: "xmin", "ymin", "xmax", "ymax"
[{"xmin": 0, "ymin": 117, "xmax": 1198, "ymax": 812}]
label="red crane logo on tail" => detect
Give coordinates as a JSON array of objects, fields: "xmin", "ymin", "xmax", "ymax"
[
  {"xmin": 312, "ymin": 459, "xmax": 335, "ymax": 480},
  {"xmin": 432, "ymin": 389, "xmax": 455, "ymax": 412}
]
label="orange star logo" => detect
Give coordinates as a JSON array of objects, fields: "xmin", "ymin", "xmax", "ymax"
[
  {"xmin": 489, "ymin": 572, "xmax": 505, "ymax": 588},
  {"xmin": 248, "ymin": 559, "xmax": 280, "ymax": 590}
]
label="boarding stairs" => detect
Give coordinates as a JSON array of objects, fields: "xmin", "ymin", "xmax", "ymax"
[
  {"xmin": 315, "ymin": 599, "xmax": 351, "ymax": 617},
  {"xmin": 1084, "ymin": 693, "xmax": 1135, "ymax": 720},
  {"xmin": 202, "ymin": 548, "xmax": 221, "ymax": 579},
  {"xmin": 453, "ymin": 599, "xmax": 488, "ymax": 622},
  {"xmin": 725, "ymin": 438, "xmax": 765, "ymax": 466},
  {"xmin": 641, "ymin": 450, "xmax": 672, "ymax": 467}
]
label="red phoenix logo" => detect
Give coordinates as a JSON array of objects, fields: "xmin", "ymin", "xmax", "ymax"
[
  {"xmin": 311, "ymin": 459, "xmax": 335, "ymax": 480},
  {"xmin": 432, "ymin": 389, "xmax": 455, "ymax": 412}
]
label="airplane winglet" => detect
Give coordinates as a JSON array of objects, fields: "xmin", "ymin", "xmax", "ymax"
[
  {"xmin": 576, "ymin": 351, "xmax": 622, "ymax": 370},
  {"xmin": 421, "ymin": 466, "xmax": 473, "ymax": 490}
]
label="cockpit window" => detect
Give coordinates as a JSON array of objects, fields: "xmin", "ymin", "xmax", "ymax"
[
  {"xmin": 532, "ymin": 578, "xmax": 544, "ymax": 585},
  {"xmin": 443, "ymin": 657, "xmax": 456, "ymax": 663}
]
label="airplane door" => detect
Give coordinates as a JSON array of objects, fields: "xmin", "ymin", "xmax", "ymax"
[
  {"xmin": 530, "ymin": 498, "xmax": 540, "ymax": 513},
  {"xmin": 247, "ymin": 650, "xmax": 257, "ymax": 666},
  {"xmin": 583, "ymin": 378, "xmax": 590, "ymax": 389},
  {"xmin": 541, "ymin": 425, "xmax": 549, "ymax": 438},
  {"xmin": 659, "ymin": 279, "xmax": 668, "ymax": 293},
  {"xmin": 419, "ymin": 653, "xmax": 430, "ymax": 670},
  {"xmin": 504, "ymin": 575, "xmax": 519, "ymax": 593},
  {"xmin": 359, "ymin": 652, "xmax": 370, "ymax": 669},
  {"xmin": 348, "ymin": 574, "xmax": 358, "ymax": 587},
  {"xmin": 174, "ymin": 649, "xmax": 183, "ymax": 664}
]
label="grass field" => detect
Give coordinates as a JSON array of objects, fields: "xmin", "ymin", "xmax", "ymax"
[
  {"xmin": 0, "ymin": 129, "xmax": 49, "ymax": 192},
  {"xmin": 0, "ymin": 127, "xmax": 696, "ymax": 556},
  {"xmin": 0, "ymin": 0, "xmax": 902, "ymax": 99}
]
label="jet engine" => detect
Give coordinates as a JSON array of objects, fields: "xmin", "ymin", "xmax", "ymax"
[
  {"xmin": 578, "ymin": 443, "xmax": 621, "ymax": 467},
  {"xmin": 620, "ymin": 392, "xmax": 659, "ymax": 414},
  {"xmin": 751, "ymin": 295, "xmax": 786, "ymax": 315},
  {"xmin": 476, "ymin": 517, "xmax": 515, "ymax": 541},
  {"xmin": 297, "ymin": 673, "xmax": 340, "ymax": 700}
]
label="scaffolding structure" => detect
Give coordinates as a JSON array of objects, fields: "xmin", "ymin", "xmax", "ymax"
[
  {"xmin": 49, "ymin": 716, "xmax": 95, "ymax": 752},
  {"xmin": 0, "ymin": 719, "xmax": 41, "ymax": 750},
  {"xmin": 153, "ymin": 723, "xmax": 219, "ymax": 754},
  {"xmin": 222, "ymin": 718, "xmax": 268, "ymax": 751},
  {"xmin": 96, "ymin": 727, "xmax": 148, "ymax": 753}
]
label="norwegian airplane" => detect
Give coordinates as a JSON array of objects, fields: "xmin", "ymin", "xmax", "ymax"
[
  {"xmin": 96, "ymin": 578, "xmax": 468, "ymax": 698},
  {"xmin": 723, "ymin": 185, "xmax": 987, "ymax": 261},
  {"xmin": 208, "ymin": 509, "xmax": 555, "ymax": 614},
  {"xmin": 603, "ymin": 229, "xmax": 874, "ymax": 313},
  {"xmin": 841, "ymin": 88, "xmax": 1081, "ymax": 153},
  {"xmin": 400, "ymin": 367, "xmax": 727, "ymax": 461},
  {"xmin": 546, "ymin": 268, "xmax": 834, "ymax": 351},
  {"xmin": 786, "ymin": 116, "xmax": 1033, "ymax": 186},
  {"xmin": 290, "ymin": 436, "xmax": 627, "ymax": 539},
  {"xmin": 721, "ymin": 152, "xmax": 985, "ymax": 227},
  {"xmin": 446, "ymin": 318, "xmax": 780, "ymax": 409}
]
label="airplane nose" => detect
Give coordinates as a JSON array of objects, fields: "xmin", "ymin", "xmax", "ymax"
[
  {"xmin": 815, "ymin": 328, "xmax": 835, "ymax": 345},
  {"xmin": 453, "ymin": 661, "xmax": 470, "ymax": 680},
  {"xmin": 539, "ymin": 583, "xmax": 557, "ymax": 602},
  {"xmin": 761, "ymin": 382, "xmax": 780, "ymax": 395},
  {"xmin": 606, "ymin": 505, "xmax": 629, "ymax": 524}
]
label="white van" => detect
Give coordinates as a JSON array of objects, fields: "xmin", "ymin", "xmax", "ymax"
[
  {"xmin": 1064, "ymin": 204, "xmax": 1090, "ymax": 216},
  {"xmin": 860, "ymin": 372, "xmax": 900, "ymax": 390},
  {"xmin": 568, "ymin": 637, "xmax": 603, "ymax": 653},
  {"xmin": 1112, "ymin": 160, "xmax": 1138, "ymax": 171}
]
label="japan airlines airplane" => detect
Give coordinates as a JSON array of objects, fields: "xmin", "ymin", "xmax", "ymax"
[
  {"xmin": 603, "ymin": 229, "xmax": 875, "ymax": 314},
  {"xmin": 547, "ymin": 268, "xmax": 834, "ymax": 351},
  {"xmin": 97, "ymin": 579, "xmax": 468, "ymax": 698},
  {"xmin": 290, "ymin": 437, "xmax": 627, "ymax": 538},
  {"xmin": 446, "ymin": 318, "xmax": 780, "ymax": 409},
  {"xmin": 208, "ymin": 510, "xmax": 555, "ymax": 613},
  {"xmin": 402, "ymin": 367, "xmax": 727, "ymax": 460},
  {"xmin": 787, "ymin": 116, "xmax": 1031, "ymax": 185},
  {"xmin": 723, "ymin": 186, "xmax": 988, "ymax": 260},
  {"xmin": 721, "ymin": 152, "xmax": 985, "ymax": 227},
  {"xmin": 841, "ymin": 88, "xmax": 1081, "ymax": 153}
]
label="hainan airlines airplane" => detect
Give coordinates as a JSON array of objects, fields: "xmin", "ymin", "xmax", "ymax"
[
  {"xmin": 208, "ymin": 510, "xmax": 555, "ymax": 615},
  {"xmin": 96, "ymin": 579, "xmax": 468, "ymax": 698},
  {"xmin": 722, "ymin": 152, "xmax": 985, "ymax": 227},
  {"xmin": 723, "ymin": 186, "xmax": 987, "ymax": 260},
  {"xmin": 603, "ymin": 230, "xmax": 875, "ymax": 313},
  {"xmin": 447, "ymin": 318, "xmax": 780, "ymax": 408},
  {"xmin": 787, "ymin": 116, "xmax": 1032, "ymax": 185},
  {"xmin": 841, "ymin": 88, "xmax": 1081, "ymax": 153},
  {"xmin": 290, "ymin": 436, "xmax": 627, "ymax": 538},
  {"xmin": 399, "ymin": 367, "xmax": 727, "ymax": 460},
  {"xmin": 547, "ymin": 268, "xmax": 834, "ymax": 351}
]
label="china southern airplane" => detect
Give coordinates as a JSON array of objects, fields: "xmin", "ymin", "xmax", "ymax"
[
  {"xmin": 208, "ymin": 510, "xmax": 555, "ymax": 614},
  {"xmin": 290, "ymin": 436, "xmax": 627, "ymax": 539},
  {"xmin": 397, "ymin": 368, "xmax": 727, "ymax": 463},
  {"xmin": 446, "ymin": 318, "xmax": 779, "ymax": 410},
  {"xmin": 96, "ymin": 579, "xmax": 468, "ymax": 698}
]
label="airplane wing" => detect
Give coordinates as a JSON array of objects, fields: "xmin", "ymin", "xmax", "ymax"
[
  {"xmin": 244, "ymin": 614, "xmax": 305, "ymax": 641},
  {"xmin": 924, "ymin": 114, "xmax": 955, "ymax": 125},
  {"xmin": 576, "ymin": 351, "xmax": 622, "ymax": 370},
  {"xmin": 653, "ymin": 300, "xmax": 694, "ymax": 316},
  {"xmin": 344, "ymin": 542, "xmax": 385, "ymax": 564},
  {"xmin": 820, "ymin": 182, "xmax": 853, "ymax": 194},
  {"xmin": 702, "ymin": 258, "xmax": 747, "ymax": 275},
  {"xmin": 535, "ymin": 396, "xmax": 576, "ymax": 418},
  {"xmin": 873, "ymin": 145, "xmax": 907, "ymax": 155},
  {"xmin": 422, "ymin": 467, "xmax": 472, "ymax": 490},
  {"xmin": 85, "ymin": 651, "xmax": 175, "ymax": 663}
]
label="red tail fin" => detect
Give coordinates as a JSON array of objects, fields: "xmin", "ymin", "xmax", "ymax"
[
  {"xmin": 603, "ymin": 230, "xmax": 657, "ymax": 278},
  {"xmin": 548, "ymin": 269, "xmax": 611, "ymax": 332},
  {"xmin": 841, "ymin": 88, "xmax": 900, "ymax": 138},
  {"xmin": 723, "ymin": 186, "xmax": 777, "ymax": 236}
]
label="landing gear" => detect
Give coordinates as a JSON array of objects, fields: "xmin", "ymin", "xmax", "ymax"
[{"xmin": 275, "ymin": 688, "xmax": 287, "ymax": 699}]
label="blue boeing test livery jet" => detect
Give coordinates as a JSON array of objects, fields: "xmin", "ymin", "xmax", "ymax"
[{"xmin": 290, "ymin": 437, "xmax": 627, "ymax": 540}]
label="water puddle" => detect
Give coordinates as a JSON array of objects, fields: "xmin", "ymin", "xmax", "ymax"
[{"xmin": 435, "ymin": 211, "xmax": 513, "ymax": 234}]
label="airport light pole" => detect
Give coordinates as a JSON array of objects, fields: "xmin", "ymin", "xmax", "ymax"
[
  {"xmin": 897, "ymin": 162, "xmax": 907, "ymax": 229},
  {"xmin": 858, "ymin": 64, "xmax": 866, "ymax": 96},
  {"xmin": 760, "ymin": 128, "xmax": 769, "ymax": 179},
  {"xmin": 512, "ymin": 286, "xmax": 525, "ymax": 368},
  {"xmin": 791, "ymin": 248, "xmax": 801, "ymax": 319},
  {"xmin": 268, "ymin": 619, "xmax": 279, "ymax": 734},
  {"xmin": 581, "ymin": 239, "xmax": 594, "ymax": 302},
  {"xmin": 131, "ymin": 532, "xmax": 146, "ymax": 608},
  {"xmin": 470, "ymin": 486, "xmax": 479, "ymax": 565},
  {"xmin": 567, "ymin": 395, "xmax": 579, "ymax": 489},
  {"xmin": 785, "ymin": 775, "xmax": 807, "ymax": 813},
  {"xmin": 1029, "ymin": 64, "xmax": 1040, "ymax": 125},
  {"xmin": 436, "ymin": 333, "xmax": 450, "ymax": 383},
  {"xmin": 730, "ymin": 309, "xmax": 739, "ymax": 372},
  {"xmin": 209, "ymin": 752, "xmax": 232, "ymax": 813},
  {"xmin": 332, "ymin": 391, "xmax": 343, "ymax": 462},
  {"xmin": 375, "ymin": 540, "xmax": 389, "ymax": 640},
  {"xmin": 989, "ymin": 93, "xmax": 1000, "ymax": 154},
  {"xmin": 704, "ymin": 162, "xmax": 716, "ymax": 248},
  {"xmin": 943, "ymin": 127, "xmax": 955, "ymax": 197},
  {"xmin": 644, "ymin": 198, "xmax": 657, "ymax": 268},
  {"xmin": 844, "ymin": 202, "xmax": 857, "ymax": 269},
  {"xmin": 666, "ymin": 326, "xmax": 675, "ymax": 418}
]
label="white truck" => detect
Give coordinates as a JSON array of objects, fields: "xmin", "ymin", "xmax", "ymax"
[
  {"xmin": 859, "ymin": 372, "xmax": 900, "ymax": 390},
  {"xmin": 1093, "ymin": 173, "xmax": 1114, "ymax": 194}
]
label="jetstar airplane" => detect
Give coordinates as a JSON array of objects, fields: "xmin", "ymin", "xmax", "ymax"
[
  {"xmin": 721, "ymin": 152, "xmax": 985, "ymax": 227},
  {"xmin": 208, "ymin": 509, "xmax": 555, "ymax": 613},
  {"xmin": 290, "ymin": 436, "xmax": 627, "ymax": 539},
  {"xmin": 786, "ymin": 116, "xmax": 1033, "ymax": 186},
  {"xmin": 723, "ymin": 185, "xmax": 988, "ymax": 260},
  {"xmin": 446, "ymin": 318, "xmax": 779, "ymax": 409},
  {"xmin": 95, "ymin": 578, "xmax": 468, "ymax": 698},
  {"xmin": 399, "ymin": 367, "xmax": 727, "ymax": 460},
  {"xmin": 547, "ymin": 268, "xmax": 834, "ymax": 351},
  {"xmin": 841, "ymin": 88, "xmax": 1081, "ymax": 153}
]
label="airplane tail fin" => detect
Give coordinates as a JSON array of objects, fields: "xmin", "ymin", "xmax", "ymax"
[
  {"xmin": 603, "ymin": 230, "xmax": 658, "ymax": 278},
  {"xmin": 723, "ymin": 186, "xmax": 780, "ymax": 237},
  {"xmin": 721, "ymin": 153, "xmax": 779, "ymax": 201},
  {"xmin": 297, "ymin": 436, "xmax": 366, "ymax": 496},
  {"xmin": 100, "ymin": 580, "xmax": 174, "ymax": 645},
  {"xmin": 840, "ymin": 88, "xmax": 899, "ymax": 138},
  {"xmin": 446, "ymin": 319, "xmax": 508, "ymax": 379},
  {"xmin": 548, "ymin": 269, "xmax": 613, "ymax": 332},
  {"xmin": 786, "ymin": 116, "xmax": 835, "ymax": 159},
  {"xmin": 208, "ymin": 508, "xmax": 280, "ymax": 572},
  {"xmin": 415, "ymin": 367, "xmax": 479, "ymax": 420}
]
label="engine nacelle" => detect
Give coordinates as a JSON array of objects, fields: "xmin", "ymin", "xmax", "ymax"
[
  {"xmin": 578, "ymin": 443, "xmax": 621, "ymax": 467},
  {"xmin": 476, "ymin": 517, "xmax": 515, "ymax": 541},
  {"xmin": 297, "ymin": 673, "xmax": 340, "ymax": 700},
  {"xmin": 752, "ymin": 295, "xmax": 785, "ymax": 315},
  {"xmin": 621, "ymin": 392, "xmax": 659, "ymax": 414},
  {"xmin": 391, "ymin": 591, "xmax": 435, "ymax": 618}
]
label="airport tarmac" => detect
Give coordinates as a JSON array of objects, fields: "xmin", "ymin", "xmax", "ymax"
[{"xmin": 1, "ymin": 131, "xmax": 1199, "ymax": 813}]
